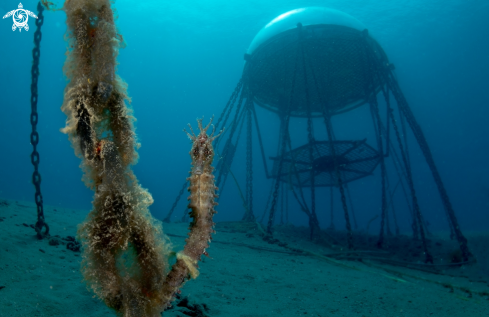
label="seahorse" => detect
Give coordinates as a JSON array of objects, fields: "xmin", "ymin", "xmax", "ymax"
[
  {"xmin": 157, "ymin": 117, "xmax": 222, "ymax": 310},
  {"xmin": 183, "ymin": 117, "xmax": 221, "ymax": 262}
]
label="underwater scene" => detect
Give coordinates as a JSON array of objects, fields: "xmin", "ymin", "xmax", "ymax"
[{"xmin": 1, "ymin": 0, "xmax": 489, "ymax": 316}]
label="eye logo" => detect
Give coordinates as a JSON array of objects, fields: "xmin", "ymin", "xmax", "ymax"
[{"xmin": 3, "ymin": 3, "xmax": 38, "ymax": 32}]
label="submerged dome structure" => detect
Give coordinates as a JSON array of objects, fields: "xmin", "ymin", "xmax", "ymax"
[
  {"xmin": 169, "ymin": 7, "xmax": 471, "ymax": 265},
  {"xmin": 244, "ymin": 7, "xmax": 387, "ymax": 117}
]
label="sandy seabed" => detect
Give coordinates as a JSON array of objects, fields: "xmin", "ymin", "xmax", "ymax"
[{"xmin": 0, "ymin": 199, "xmax": 488, "ymax": 317}]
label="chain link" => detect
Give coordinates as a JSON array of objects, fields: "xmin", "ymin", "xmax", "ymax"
[
  {"xmin": 384, "ymin": 95, "xmax": 430, "ymax": 252},
  {"xmin": 385, "ymin": 93, "xmax": 433, "ymax": 262},
  {"xmin": 215, "ymin": 79, "xmax": 243, "ymax": 134},
  {"xmin": 390, "ymin": 71, "xmax": 470, "ymax": 261},
  {"xmin": 30, "ymin": 2, "xmax": 49, "ymax": 239},
  {"xmin": 163, "ymin": 180, "xmax": 188, "ymax": 223},
  {"xmin": 244, "ymin": 103, "xmax": 254, "ymax": 221},
  {"xmin": 259, "ymin": 181, "xmax": 275, "ymax": 223},
  {"xmin": 324, "ymin": 115, "xmax": 353, "ymax": 249},
  {"xmin": 266, "ymin": 24, "xmax": 302, "ymax": 234},
  {"xmin": 362, "ymin": 33, "xmax": 431, "ymax": 259},
  {"xmin": 370, "ymin": 101, "xmax": 388, "ymax": 249},
  {"xmin": 344, "ymin": 183, "xmax": 357, "ymax": 230},
  {"xmin": 279, "ymin": 182, "xmax": 284, "ymax": 224},
  {"xmin": 215, "ymin": 86, "xmax": 246, "ymax": 188},
  {"xmin": 250, "ymin": 104, "xmax": 270, "ymax": 178},
  {"xmin": 301, "ymin": 36, "xmax": 321, "ymax": 239},
  {"xmin": 285, "ymin": 183, "xmax": 289, "ymax": 224},
  {"xmin": 217, "ymin": 111, "xmax": 245, "ymax": 199},
  {"xmin": 266, "ymin": 114, "xmax": 290, "ymax": 234},
  {"xmin": 361, "ymin": 31, "xmax": 435, "ymax": 262},
  {"xmin": 329, "ymin": 185, "xmax": 335, "ymax": 229}
]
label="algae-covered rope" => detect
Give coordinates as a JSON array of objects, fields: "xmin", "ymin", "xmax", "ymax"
[{"xmin": 30, "ymin": 2, "xmax": 49, "ymax": 239}]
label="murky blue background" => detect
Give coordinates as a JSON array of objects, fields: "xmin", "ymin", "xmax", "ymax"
[{"xmin": 1, "ymin": 0, "xmax": 488, "ymax": 233}]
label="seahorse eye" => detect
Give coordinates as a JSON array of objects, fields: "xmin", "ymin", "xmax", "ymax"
[{"xmin": 203, "ymin": 148, "xmax": 209, "ymax": 158}]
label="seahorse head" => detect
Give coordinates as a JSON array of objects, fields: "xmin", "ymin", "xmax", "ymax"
[{"xmin": 185, "ymin": 117, "xmax": 221, "ymax": 175}]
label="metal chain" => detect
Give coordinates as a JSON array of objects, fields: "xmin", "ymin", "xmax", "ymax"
[
  {"xmin": 360, "ymin": 32, "xmax": 388, "ymax": 249},
  {"xmin": 251, "ymin": 104, "xmax": 270, "ymax": 178},
  {"xmin": 344, "ymin": 183, "xmax": 358, "ymax": 230},
  {"xmin": 280, "ymin": 182, "xmax": 284, "ymax": 224},
  {"xmin": 30, "ymin": 2, "xmax": 49, "ymax": 239},
  {"xmin": 398, "ymin": 102, "xmax": 446, "ymax": 238},
  {"xmin": 301, "ymin": 36, "xmax": 321, "ymax": 240},
  {"xmin": 384, "ymin": 91, "xmax": 391, "ymax": 157},
  {"xmin": 243, "ymin": 103, "xmax": 254, "ymax": 221},
  {"xmin": 267, "ymin": 114, "xmax": 290, "ymax": 234},
  {"xmin": 216, "ymin": 105, "xmax": 246, "ymax": 198},
  {"xmin": 267, "ymin": 24, "xmax": 305, "ymax": 234},
  {"xmin": 361, "ymin": 31, "xmax": 435, "ymax": 262},
  {"xmin": 380, "ymin": 87, "xmax": 417, "ymax": 236},
  {"xmin": 362, "ymin": 32, "xmax": 427, "ymax": 258},
  {"xmin": 285, "ymin": 184, "xmax": 289, "ymax": 224},
  {"xmin": 215, "ymin": 86, "xmax": 246, "ymax": 188},
  {"xmin": 285, "ymin": 129, "xmax": 311, "ymax": 215},
  {"xmin": 259, "ymin": 180, "xmax": 275, "ymax": 223},
  {"xmin": 399, "ymin": 105, "xmax": 411, "ymax": 170},
  {"xmin": 163, "ymin": 180, "xmax": 188, "ymax": 223},
  {"xmin": 387, "ymin": 98, "xmax": 433, "ymax": 263},
  {"xmin": 303, "ymin": 30, "xmax": 347, "ymax": 239},
  {"xmin": 215, "ymin": 79, "xmax": 243, "ymax": 134},
  {"xmin": 324, "ymin": 115, "xmax": 353, "ymax": 249},
  {"xmin": 385, "ymin": 174, "xmax": 401, "ymax": 235},
  {"xmin": 392, "ymin": 78, "xmax": 469, "ymax": 260},
  {"xmin": 265, "ymin": 22, "xmax": 299, "ymax": 234},
  {"xmin": 181, "ymin": 207, "xmax": 189, "ymax": 223},
  {"xmin": 329, "ymin": 184, "xmax": 335, "ymax": 229},
  {"xmin": 370, "ymin": 101, "xmax": 388, "ymax": 248}
]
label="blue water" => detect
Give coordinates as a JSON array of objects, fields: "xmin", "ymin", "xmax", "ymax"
[{"xmin": 1, "ymin": 0, "xmax": 488, "ymax": 234}]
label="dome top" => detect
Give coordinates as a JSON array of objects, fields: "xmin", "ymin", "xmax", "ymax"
[{"xmin": 247, "ymin": 7, "xmax": 366, "ymax": 54}]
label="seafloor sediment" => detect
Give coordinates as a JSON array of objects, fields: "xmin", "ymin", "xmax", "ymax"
[{"xmin": 0, "ymin": 199, "xmax": 488, "ymax": 317}]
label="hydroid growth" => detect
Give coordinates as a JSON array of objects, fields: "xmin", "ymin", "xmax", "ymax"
[{"xmin": 59, "ymin": 0, "xmax": 220, "ymax": 315}]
